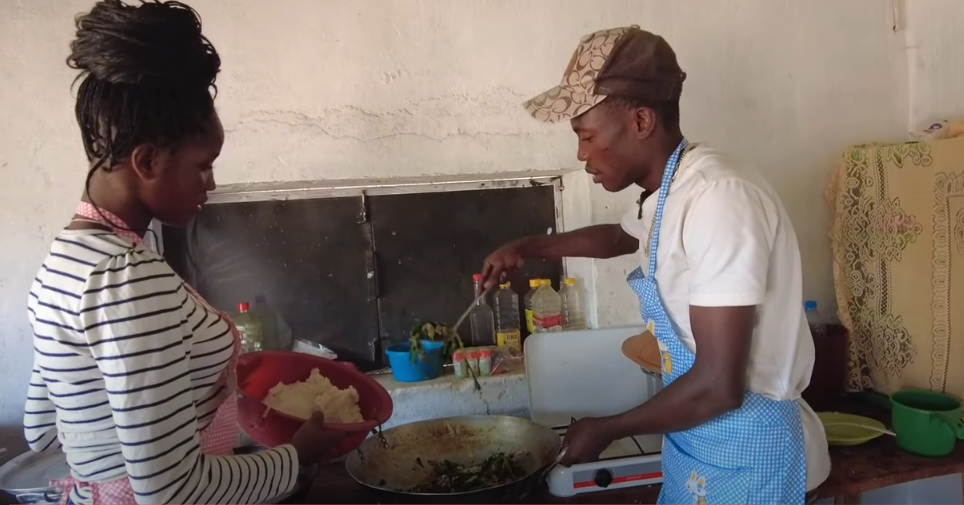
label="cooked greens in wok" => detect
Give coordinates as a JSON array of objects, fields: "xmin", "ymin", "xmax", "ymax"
[{"xmin": 408, "ymin": 452, "xmax": 527, "ymax": 494}]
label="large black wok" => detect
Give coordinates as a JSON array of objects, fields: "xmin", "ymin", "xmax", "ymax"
[{"xmin": 345, "ymin": 415, "xmax": 562, "ymax": 503}]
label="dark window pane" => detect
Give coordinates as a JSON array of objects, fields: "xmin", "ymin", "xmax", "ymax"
[
  {"xmin": 369, "ymin": 186, "xmax": 562, "ymax": 352},
  {"xmin": 162, "ymin": 198, "xmax": 381, "ymax": 369}
]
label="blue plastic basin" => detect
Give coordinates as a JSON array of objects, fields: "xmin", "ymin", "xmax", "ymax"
[{"xmin": 385, "ymin": 340, "xmax": 444, "ymax": 383}]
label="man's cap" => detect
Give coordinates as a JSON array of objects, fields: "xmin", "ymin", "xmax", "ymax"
[{"xmin": 523, "ymin": 25, "xmax": 686, "ymax": 123}]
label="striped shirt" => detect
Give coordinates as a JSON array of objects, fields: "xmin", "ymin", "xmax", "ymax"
[{"xmin": 24, "ymin": 229, "xmax": 298, "ymax": 504}]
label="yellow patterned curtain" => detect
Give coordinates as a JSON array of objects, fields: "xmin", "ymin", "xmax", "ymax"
[{"xmin": 827, "ymin": 138, "xmax": 964, "ymax": 398}]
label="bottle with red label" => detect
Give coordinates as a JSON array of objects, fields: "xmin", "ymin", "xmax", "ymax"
[{"xmin": 532, "ymin": 279, "xmax": 563, "ymax": 333}]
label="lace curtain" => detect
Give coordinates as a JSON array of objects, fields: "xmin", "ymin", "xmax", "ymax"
[{"xmin": 827, "ymin": 138, "xmax": 964, "ymax": 399}]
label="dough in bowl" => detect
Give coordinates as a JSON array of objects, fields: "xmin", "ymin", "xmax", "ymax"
[{"xmin": 263, "ymin": 368, "xmax": 364, "ymax": 423}]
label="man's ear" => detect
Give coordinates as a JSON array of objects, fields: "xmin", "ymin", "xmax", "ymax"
[
  {"xmin": 632, "ymin": 107, "xmax": 657, "ymax": 140},
  {"xmin": 130, "ymin": 144, "xmax": 159, "ymax": 181}
]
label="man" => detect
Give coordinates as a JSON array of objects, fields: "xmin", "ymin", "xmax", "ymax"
[{"xmin": 480, "ymin": 26, "xmax": 829, "ymax": 504}]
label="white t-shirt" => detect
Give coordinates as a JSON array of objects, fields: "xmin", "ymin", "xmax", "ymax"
[{"xmin": 620, "ymin": 144, "xmax": 830, "ymax": 491}]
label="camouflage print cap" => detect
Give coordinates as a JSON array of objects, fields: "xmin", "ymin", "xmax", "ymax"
[{"xmin": 524, "ymin": 25, "xmax": 686, "ymax": 123}]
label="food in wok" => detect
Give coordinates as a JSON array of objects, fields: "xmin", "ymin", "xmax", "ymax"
[{"xmin": 407, "ymin": 451, "xmax": 527, "ymax": 493}]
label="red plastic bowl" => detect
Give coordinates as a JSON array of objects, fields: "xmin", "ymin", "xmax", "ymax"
[{"xmin": 236, "ymin": 351, "xmax": 393, "ymax": 456}]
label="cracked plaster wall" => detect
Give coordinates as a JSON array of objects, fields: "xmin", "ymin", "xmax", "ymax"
[{"xmin": 0, "ymin": 0, "xmax": 925, "ymax": 429}]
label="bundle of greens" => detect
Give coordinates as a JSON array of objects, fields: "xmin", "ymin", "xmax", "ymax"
[
  {"xmin": 409, "ymin": 321, "xmax": 464, "ymax": 361},
  {"xmin": 409, "ymin": 321, "xmax": 480, "ymax": 390},
  {"xmin": 408, "ymin": 452, "xmax": 527, "ymax": 494}
]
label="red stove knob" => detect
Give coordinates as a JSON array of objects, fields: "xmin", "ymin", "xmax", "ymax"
[{"xmin": 594, "ymin": 469, "xmax": 613, "ymax": 488}]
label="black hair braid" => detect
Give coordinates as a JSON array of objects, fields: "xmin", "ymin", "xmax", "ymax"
[{"xmin": 68, "ymin": 0, "xmax": 220, "ymax": 238}]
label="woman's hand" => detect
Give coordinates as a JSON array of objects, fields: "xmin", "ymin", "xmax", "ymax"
[{"xmin": 290, "ymin": 412, "xmax": 345, "ymax": 466}]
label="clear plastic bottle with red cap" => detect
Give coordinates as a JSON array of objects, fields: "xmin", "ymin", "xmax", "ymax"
[
  {"xmin": 469, "ymin": 274, "xmax": 496, "ymax": 346},
  {"xmin": 233, "ymin": 302, "xmax": 264, "ymax": 353}
]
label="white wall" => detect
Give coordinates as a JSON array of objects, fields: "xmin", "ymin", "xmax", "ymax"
[
  {"xmin": 904, "ymin": 0, "xmax": 964, "ymax": 128},
  {"xmin": 0, "ymin": 0, "xmax": 915, "ymax": 428}
]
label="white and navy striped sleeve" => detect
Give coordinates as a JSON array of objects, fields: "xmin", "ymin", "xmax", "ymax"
[
  {"xmin": 24, "ymin": 361, "xmax": 62, "ymax": 453},
  {"xmin": 79, "ymin": 250, "xmax": 299, "ymax": 504}
]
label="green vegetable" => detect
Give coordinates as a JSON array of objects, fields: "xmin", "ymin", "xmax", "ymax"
[
  {"xmin": 408, "ymin": 321, "xmax": 480, "ymax": 390},
  {"xmin": 408, "ymin": 452, "xmax": 527, "ymax": 494},
  {"xmin": 409, "ymin": 321, "xmax": 464, "ymax": 360}
]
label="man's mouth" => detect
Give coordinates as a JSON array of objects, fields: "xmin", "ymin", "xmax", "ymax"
[{"xmin": 585, "ymin": 168, "xmax": 603, "ymax": 184}]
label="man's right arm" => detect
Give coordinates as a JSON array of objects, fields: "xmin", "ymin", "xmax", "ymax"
[
  {"xmin": 518, "ymin": 224, "xmax": 639, "ymax": 260},
  {"xmin": 480, "ymin": 224, "xmax": 637, "ymax": 288}
]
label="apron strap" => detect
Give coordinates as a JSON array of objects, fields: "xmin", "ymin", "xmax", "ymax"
[{"xmin": 647, "ymin": 139, "xmax": 689, "ymax": 278}]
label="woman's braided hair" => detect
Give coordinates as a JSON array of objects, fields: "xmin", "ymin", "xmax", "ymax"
[{"xmin": 68, "ymin": 0, "xmax": 221, "ymax": 173}]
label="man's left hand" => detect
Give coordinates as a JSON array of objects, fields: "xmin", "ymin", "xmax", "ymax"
[{"xmin": 559, "ymin": 417, "xmax": 611, "ymax": 466}]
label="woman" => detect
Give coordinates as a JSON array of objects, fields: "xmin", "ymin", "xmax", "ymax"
[{"xmin": 24, "ymin": 1, "xmax": 338, "ymax": 503}]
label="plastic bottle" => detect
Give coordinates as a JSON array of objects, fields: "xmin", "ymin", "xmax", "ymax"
[
  {"xmin": 523, "ymin": 279, "xmax": 542, "ymax": 334},
  {"xmin": 249, "ymin": 295, "xmax": 295, "ymax": 351},
  {"xmin": 532, "ymin": 280, "xmax": 563, "ymax": 333},
  {"xmin": 469, "ymin": 274, "xmax": 496, "ymax": 346},
  {"xmin": 560, "ymin": 278, "xmax": 587, "ymax": 330},
  {"xmin": 234, "ymin": 302, "xmax": 264, "ymax": 353},
  {"xmin": 494, "ymin": 282, "xmax": 522, "ymax": 350},
  {"xmin": 804, "ymin": 300, "xmax": 827, "ymax": 338}
]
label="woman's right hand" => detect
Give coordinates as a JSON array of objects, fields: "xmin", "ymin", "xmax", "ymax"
[{"xmin": 290, "ymin": 412, "xmax": 345, "ymax": 466}]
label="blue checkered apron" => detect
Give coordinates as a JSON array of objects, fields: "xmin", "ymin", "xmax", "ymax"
[{"xmin": 630, "ymin": 140, "xmax": 807, "ymax": 505}]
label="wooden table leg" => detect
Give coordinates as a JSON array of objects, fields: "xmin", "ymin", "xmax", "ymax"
[{"xmin": 834, "ymin": 493, "xmax": 861, "ymax": 505}]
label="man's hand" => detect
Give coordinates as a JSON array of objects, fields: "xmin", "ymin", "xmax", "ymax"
[
  {"xmin": 479, "ymin": 225, "xmax": 639, "ymax": 290},
  {"xmin": 559, "ymin": 417, "xmax": 612, "ymax": 466},
  {"xmin": 480, "ymin": 239, "xmax": 527, "ymax": 290}
]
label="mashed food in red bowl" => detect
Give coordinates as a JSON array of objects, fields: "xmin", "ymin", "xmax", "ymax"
[
  {"xmin": 237, "ymin": 351, "xmax": 393, "ymax": 456},
  {"xmin": 263, "ymin": 368, "xmax": 365, "ymax": 423}
]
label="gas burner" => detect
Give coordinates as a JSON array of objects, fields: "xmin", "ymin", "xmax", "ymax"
[{"xmin": 546, "ymin": 420, "xmax": 664, "ymax": 497}]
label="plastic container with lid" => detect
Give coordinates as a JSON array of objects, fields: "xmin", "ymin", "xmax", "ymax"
[
  {"xmin": 560, "ymin": 278, "xmax": 588, "ymax": 330},
  {"xmin": 523, "ymin": 279, "xmax": 542, "ymax": 333},
  {"xmin": 452, "ymin": 349, "xmax": 467, "ymax": 379},
  {"xmin": 479, "ymin": 348, "xmax": 493, "ymax": 376},
  {"xmin": 494, "ymin": 282, "xmax": 522, "ymax": 350},
  {"xmin": 532, "ymin": 280, "xmax": 563, "ymax": 333},
  {"xmin": 466, "ymin": 349, "xmax": 481, "ymax": 376}
]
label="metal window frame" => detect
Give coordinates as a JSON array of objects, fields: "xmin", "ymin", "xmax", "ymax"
[{"xmin": 153, "ymin": 172, "xmax": 568, "ymax": 260}]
